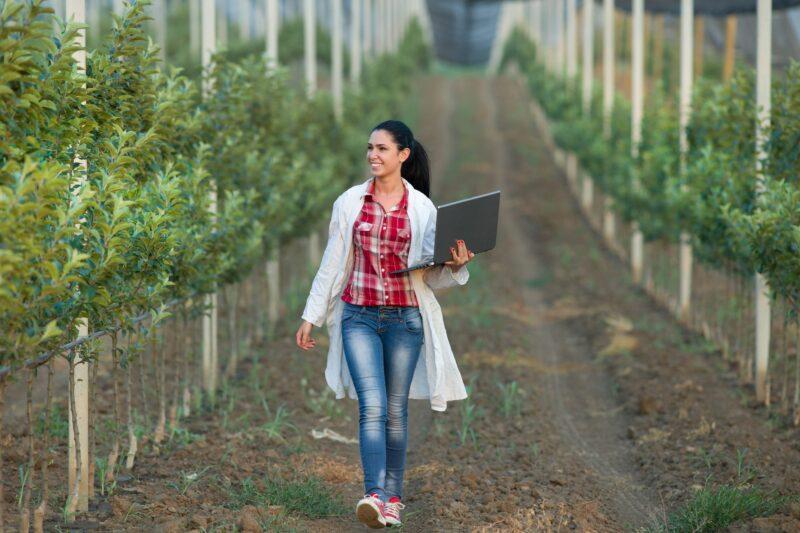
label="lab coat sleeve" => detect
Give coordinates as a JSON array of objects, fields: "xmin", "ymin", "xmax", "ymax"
[{"xmin": 301, "ymin": 198, "xmax": 346, "ymax": 327}]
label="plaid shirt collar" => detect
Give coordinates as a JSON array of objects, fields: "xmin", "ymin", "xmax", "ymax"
[{"xmin": 361, "ymin": 177, "xmax": 410, "ymax": 211}]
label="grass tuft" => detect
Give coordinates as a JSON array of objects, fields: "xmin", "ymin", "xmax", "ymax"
[
  {"xmin": 647, "ymin": 484, "xmax": 793, "ymax": 532},
  {"xmin": 228, "ymin": 476, "xmax": 349, "ymax": 519}
]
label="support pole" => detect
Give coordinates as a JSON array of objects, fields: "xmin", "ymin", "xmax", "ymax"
[
  {"xmin": 351, "ymin": 0, "xmax": 362, "ymax": 85},
  {"xmin": 554, "ymin": 0, "xmax": 564, "ymax": 77},
  {"xmin": 332, "ymin": 0, "xmax": 343, "ymax": 119},
  {"xmin": 694, "ymin": 15, "xmax": 704, "ymax": 79},
  {"xmin": 754, "ymin": 0, "xmax": 772, "ymax": 404},
  {"xmin": 679, "ymin": 0, "xmax": 694, "ymax": 319},
  {"xmin": 66, "ymin": 0, "xmax": 90, "ymax": 515},
  {"xmin": 580, "ymin": 0, "xmax": 594, "ymax": 212},
  {"xmin": 363, "ymin": 0, "xmax": 372, "ymax": 60},
  {"xmin": 267, "ymin": 247, "xmax": 281, "ymax": 330},
  {"xmin": 566, "ymin": 0, "xmax": 577, "ymax": 80},
  {"xmin": 581, "ymin": 0, "xmax": 594, "ymax": 113},
  {"xmin": 630, "ymin": 0, "xmax": 644, "ymax": 284},
  {"xmin": 239, "ymin": 0, "xmax": 251, "ymax": 40},
  {"xmin": 201, "ymin": 0, "xmax": 218, "ymax": 400},
  {"xmin": 723, "ymin": 14, "xmax": 737, "ymax": 81},
  {"xmin": 602, "ymin": 0, "xmax": 616, "ymax": 243},
  {"xmin": 190, "ymin": 0, "xmax": 200, "ymax": 61},
  {"xmin": 266, "ymin": 0, "xmax": 279, "ymax": 67},
  {"xmin": 154, "ymin": 0, "xmax": 167, "ymax": 61},
  {"xmin": 304, "ymin": 0, "xmax": 317, "ymax": 96}
]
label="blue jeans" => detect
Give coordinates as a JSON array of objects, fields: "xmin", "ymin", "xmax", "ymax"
[{"xmin": 341, "ymin": 301, "xmax": 424, "ymax": 502}]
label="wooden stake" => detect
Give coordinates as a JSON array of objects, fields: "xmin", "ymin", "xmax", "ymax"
[
  {"xmin": 693, "ymin": 16, "xmax": 704, "ymax": 79},
  {"xmin": 723, "ymin": 14, "xmax": 737, "ymax": 81}
]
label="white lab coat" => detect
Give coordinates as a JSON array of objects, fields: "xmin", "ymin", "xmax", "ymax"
[{"xmin": 301, "ymin": 177, "xmax": 469, "ymax": 411}]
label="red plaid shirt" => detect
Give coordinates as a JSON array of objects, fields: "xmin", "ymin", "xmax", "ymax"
[{"xmin": 341, "ymin": 178, "xmax": 419, "ymax": 307}]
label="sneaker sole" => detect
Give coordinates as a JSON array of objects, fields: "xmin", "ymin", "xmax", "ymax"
[{"xmin": 356, "ymin": 500, "xmax": 386, "ymax": 529}]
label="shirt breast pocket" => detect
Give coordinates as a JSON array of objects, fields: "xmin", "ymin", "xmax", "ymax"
[
  {"xmin": 355, "ymin": 221, "xmax": 375, "ymax": 252},
  {"xmin": 393, "ymin": 228, "xmax": 412, "ymax": 258}
]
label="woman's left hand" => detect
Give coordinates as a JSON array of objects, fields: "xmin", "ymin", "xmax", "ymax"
[{"xmin": 445, "ymin": 239, "xmax": 475, "ymax": 272}]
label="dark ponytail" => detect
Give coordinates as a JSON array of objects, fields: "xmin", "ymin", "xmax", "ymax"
[{"xmin": 372, "ymin": 120, "xmax": 430, "ymax": 197}]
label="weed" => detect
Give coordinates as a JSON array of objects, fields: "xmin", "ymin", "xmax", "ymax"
[
  {"xmin": 169, "ymin": 426, "xmax": 204, "ymax": 447},
  {"xmin": 497, "ymin": 380, "xmax": 524, "ymax": 418},
  {"xmin": 529, "ymin": 442, "xmax": 541, "ymax": 458},
  {"xmin": 735, "ymin": 448, "xmax": 757, "ymax": 485},
  {"xmin": 228, "ymin": 476, "xmax": 349, "ymax": 519},
  {"xmin": 95, "ymin": 457, "xmax": 118, "ymax": 496},
  {"xmin": 260, "ymin": 403, "xmax": 297, "ymax": 440},
  {"xmin": 17, "ymin": 464, "xmax": 30, "ymax": 508},
  {"xmin": 457, "ymin": 379, "xmax": 481, "ymax": 448},
  {"xmin": 35, "ymin": 404, "xmax": 69, "ymax": 440},
  {"xmin": 167, "ymin": 466, "xmax": 212, "ymax": 495},
  {"xmin": 645, "ymin": 484, "xmax": 793, "ymax": 532}
]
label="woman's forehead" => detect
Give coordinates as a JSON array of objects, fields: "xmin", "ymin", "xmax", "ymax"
[{"xmin": 368, "ymin": 129, "xmax": 395, "ymax": 145}]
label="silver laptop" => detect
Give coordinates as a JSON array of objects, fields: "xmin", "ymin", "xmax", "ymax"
[{"xmin": 391, "ymin": 190, "xmax": 500, "ymax": 275}]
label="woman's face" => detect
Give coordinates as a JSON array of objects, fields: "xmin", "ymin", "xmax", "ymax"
[{"xmin": 367, "ymin": 129, "xmax": 410, "ymax": 179}]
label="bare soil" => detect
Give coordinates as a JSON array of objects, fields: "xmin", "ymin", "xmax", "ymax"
[{"xmin": 4, "ymin": 74, "xmax": 800, "ymax": 532}]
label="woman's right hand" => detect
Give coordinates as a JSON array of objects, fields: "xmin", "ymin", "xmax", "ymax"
[{"xmin": 295, "ymin": 320, "xmax": 316, "ymax": 351}]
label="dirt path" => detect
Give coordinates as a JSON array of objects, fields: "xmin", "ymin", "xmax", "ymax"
[{"xmin": 37, "ymin": 73, "xmax": 800, "ymax": 532}]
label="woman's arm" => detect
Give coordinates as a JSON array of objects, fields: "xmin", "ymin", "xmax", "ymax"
[{"xmin": 301, "ymin": 198, "xmax": 346, "ymax": 327}]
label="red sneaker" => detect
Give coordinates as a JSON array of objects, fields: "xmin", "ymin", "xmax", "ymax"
[
  {"xmin": 383, "ymin": 496, "xmax": 406, "ymax": 527},
  {"xmin": 356, "ymin": 493, "xmax": 386, "ymax": 529}
]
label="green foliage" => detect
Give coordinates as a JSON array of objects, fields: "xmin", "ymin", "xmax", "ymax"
[
  {"xmin": 0, "ymin": 0, "xmax": 432, "ymax": 370},
  {"xmin": 502, "ymin": 27, "xmax": 800, "ymax": 314}
]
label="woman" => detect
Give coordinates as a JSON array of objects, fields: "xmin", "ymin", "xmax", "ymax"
[{"xmin": 295, "ymin": 120, "xmax": 474, "ymax": 529}]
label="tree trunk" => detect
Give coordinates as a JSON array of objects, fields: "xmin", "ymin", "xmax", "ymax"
[
  {"xmin": 0, "ymin": 377, "xmax": 6, "ymax": 531},
  {"xmin": 154, "ymin": 331, "xmax": 166, "ymax": 445},
  {"xmin": 19, "ymin": 370, "xmax": 35, "ymax": 532},
  {"xmin": 33, "ymin": 361, "xmax": 54, "ymax": 533},
  {"xmin": 125, "ymin": 330, "xmax": 138, "ymax": 470},
  {"xmin": 66, "ymin": 355, "xmax": 83, "ymax": 519},
  {"xmin": 225, "ymin": 283, "xmax": 240, "ymax": 379},
  {"xmin": 169, "ymin": 317, "xmax": 182, "ymax": 430},
  {"xmin": 182, "ymin": 305, "xmax": 193, "ymax": 418},
  {"xmin": 106, "ymin": 333, "xmax": 121, "ymax": 484}
]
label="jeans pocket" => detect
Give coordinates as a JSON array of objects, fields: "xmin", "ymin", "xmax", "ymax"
[
  {"xmin": 403, "ymin": 309, "xmax": 423, "ymax": 334},
  {"xmin": 342, "ymin": 304, "xmax": 363, "ymax": 324}
]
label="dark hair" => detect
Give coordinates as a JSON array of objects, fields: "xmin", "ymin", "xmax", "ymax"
[{"xmin": 372, "ymin": 120, "xmax": 430, "ymax": 197}]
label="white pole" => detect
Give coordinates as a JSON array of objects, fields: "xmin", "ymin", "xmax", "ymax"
[
  {"xmin": 351, "ymin": 0, "xmax": 362, "ymax": 84},
  {"xmin": 630, "ymin": 0, "xmax": 644, "ymax": 284},
  {"xmin": 582, "ymin": 0, "xmax": 595, "ymax": 218},
  {"xmin": 190, "ymin": 0, "xmax": 201, "ymax": 61},
  {"xmin": 555, "ymin": 0, "xmax": 564, "ymax": 77},
  {"xmin": 154, "ymin": 0, "xmax": 167, "ymax": 61},
  {"xmin": 217, "ymin": 0, "xmax": 228, "ymax": 48},
  {"xmin": 66, "ymin": 0, "xmax": 90, "ymax": 515},
  {"xmin": 239, "ymin": 0, "xmax": 251, "ymax": 40},
  {"xmin": 266, "ymin": 0, "xmax": 279, "ymax": 66},
  {"xmin": 304, "ymin": 0, "xmax": 317, "ymax": 96},
  {"xmin": 679, "ymin": 0, "xmax": 694, "ymax": 319},
  {"xmin": 332, "ymin": 0, "xmax": 343, "ymax": 118},
  {"xmin": 582, "ymin": 0, "xmax": 594, "ymax": 113},
  {"xmin": 566, "ymin": 0, "xmax": 577, "ymax": 79},
  {"xmin": 201, "ymin": 0, "xmax": 218, "ymax": 399},
  {"xmin": 363, "ymin": 0, "xmax": 372, "ymax": 60},
  {"xmin": 531, "ymin": 1, "xmax": 541, "ymax": 45},
  {"xmin": 754, "ymin": 0, "xmax": 772, "ymax": 403},
  {"xmin": 602, "ymin": 0, "xmax": 616, "ymax": 242}
]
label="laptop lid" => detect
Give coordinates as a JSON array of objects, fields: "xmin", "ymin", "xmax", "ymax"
[{"xmin": 431, "ymin": 190, "xmax": 501, "ymax": 263}]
